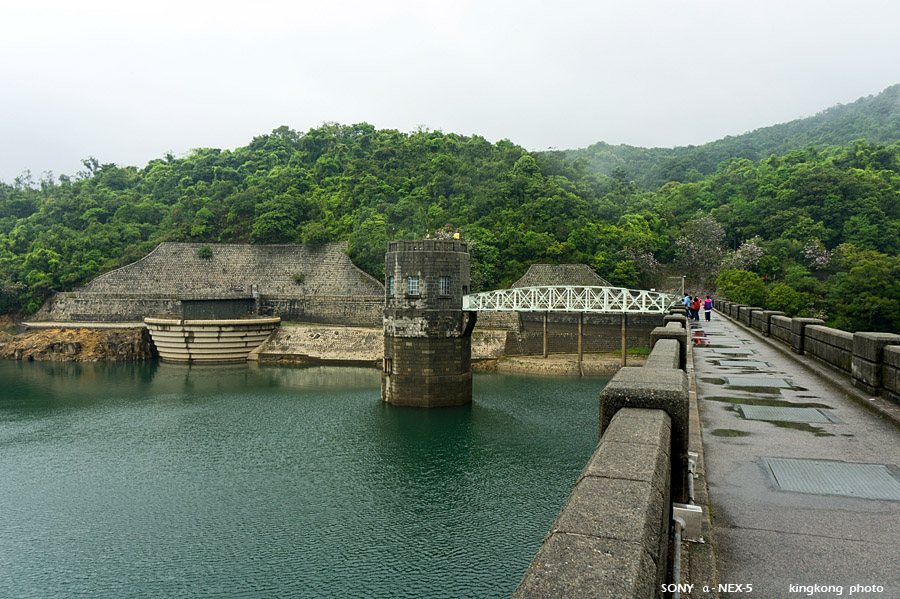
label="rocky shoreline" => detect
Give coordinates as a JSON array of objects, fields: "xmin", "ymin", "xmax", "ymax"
[
  {"xmin": 0, "ymin": 326, "xmax": 154, "ymax": 362},
  {"xmin": 1, "ymin": 322, "xmax": 642, "ymax": 375}
]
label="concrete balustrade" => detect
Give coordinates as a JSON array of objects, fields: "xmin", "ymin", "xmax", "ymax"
[
  {"xmin": 790, "ymin": 318, "xmax": 826, "ymax": 354},
  {"xmin": 648, "ymin": 322, "xmax": 689, "ymax": 370},
  {"xmin": 738, "ymin": 306, "xmax": 763, "ymax": 327},
  {"xmin": 752, "ymin": 310, "xmax": 785, "ymax": 335}
]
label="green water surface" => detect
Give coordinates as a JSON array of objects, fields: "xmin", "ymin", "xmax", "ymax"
[{"xmin": 0, "ymin": 361, "xmax": 607, "ymax": 598}]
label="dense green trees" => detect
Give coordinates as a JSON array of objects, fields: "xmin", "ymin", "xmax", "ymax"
[{"xmin": 2, "ymin": 111, "xmax": 900, "ymax": 333}]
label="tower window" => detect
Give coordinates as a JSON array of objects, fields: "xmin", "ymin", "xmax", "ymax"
[
  {"xmin": 407, "ymin": 276, "xmax": 420, "ymax": 295},
  {"xmin": 388, "ymin": 276, "xmax": 394, "ymax": 296},
  {"xmin": 440, "ymin": 276, "xmax": 451, "ymax": 296}
]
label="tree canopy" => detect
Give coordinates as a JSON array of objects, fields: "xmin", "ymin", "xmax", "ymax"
[{"xmin": 2, "ymin": 111, "xmax": 900, "ymax": 333}]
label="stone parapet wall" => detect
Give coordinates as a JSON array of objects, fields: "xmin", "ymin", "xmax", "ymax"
[
  {"xmin": 515, "ymin": 307, "xmax": 689, "ymax": 599},
  {"xmin": 884, "ymin": 346, "xmax": 900, "ymax": 403},
  {"xmin": 804, "ymin": 325, "xmax": 854, "ymax": 375},
  {"xmin": 719, "ymin": 308, "xmax": 900, "ymax": 405},
  {"xmin": 513, "ymin": 409, "xmax": 672, "ymax": 599},
  {"xmin": 770, "ymin": 315, "xmax": 793, "ymax": 345}
]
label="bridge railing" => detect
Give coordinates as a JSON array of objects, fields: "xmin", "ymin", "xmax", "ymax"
[{"xmin": 462, "ymin": 286, "xmax": 679, "ymax": 314}]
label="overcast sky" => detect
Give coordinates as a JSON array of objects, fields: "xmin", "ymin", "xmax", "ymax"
[{"xmin": 2, "ymin": 0, "xmax": 900, "ymax": 184}]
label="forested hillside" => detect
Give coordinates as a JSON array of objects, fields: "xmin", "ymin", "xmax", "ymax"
[
  {"xmin": 2, "ymin": 107, "xmax": 900, "ymax": 333},
  {"xmin": 567, "ymin": 84, "xmax": 900, "ymax": 189}
]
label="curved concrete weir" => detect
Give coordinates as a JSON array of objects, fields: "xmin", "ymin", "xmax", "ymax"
[{"xmin": 144, "ymin": 317, "xmax": 280, "ymax": 363}]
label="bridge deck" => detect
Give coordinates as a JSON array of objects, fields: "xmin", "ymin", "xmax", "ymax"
[{"xmin": 692, "ymin": 313, "xmax": 900, "ymax": 597}]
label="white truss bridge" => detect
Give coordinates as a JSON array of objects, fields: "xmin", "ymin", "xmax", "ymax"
[{"xmin": 462, "ymin": 286, "xmax": 679, "ymax": 314}]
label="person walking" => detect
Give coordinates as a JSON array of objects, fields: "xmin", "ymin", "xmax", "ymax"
[
  {"xmin": 692, "ymin": 296, "xmax": 701, "ymax": 321},
  {"xmin": 704, "ymin": 296, "xmax": 713, "ymax": 321}
]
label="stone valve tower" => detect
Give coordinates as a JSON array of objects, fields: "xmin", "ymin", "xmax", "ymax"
[{"xmin": 381, "ymin": 240, "xmax": 477, "ymax": 407}]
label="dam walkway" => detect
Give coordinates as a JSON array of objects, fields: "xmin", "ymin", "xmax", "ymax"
[{"xmin": 692, "ymin": 312, "xmax": 900, "ymax": 598}]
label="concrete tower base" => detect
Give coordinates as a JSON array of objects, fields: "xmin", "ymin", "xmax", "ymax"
[
  {"xmin": 381, "ymin": 239, "xmax": 475, "ymax": 407},
  {"xmin": 382, "ymin": 336, "xmax": 472, "ymax": 407}
]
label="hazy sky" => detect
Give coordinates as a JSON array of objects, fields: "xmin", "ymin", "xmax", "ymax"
[{"xmin": 3, "ymin": 0, "xmax": 900, "ymax": 183}]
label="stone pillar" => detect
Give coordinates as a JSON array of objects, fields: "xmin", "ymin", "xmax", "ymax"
[{"xmin": 382, "ymin": 240, "xmax": 476, "ymax": 407}]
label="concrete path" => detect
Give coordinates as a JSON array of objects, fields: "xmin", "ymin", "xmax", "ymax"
[{"xmin": 692, "ymin": 312, "xmax": 900, "ymax": 599}]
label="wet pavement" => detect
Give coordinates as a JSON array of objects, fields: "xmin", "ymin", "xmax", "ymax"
[{"xmin": 691, "ymin": 313, "xmax": 900, "ymax": 599}]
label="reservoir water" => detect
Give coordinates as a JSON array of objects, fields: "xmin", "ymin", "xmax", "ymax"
[{"xmin": 0, "ymin": 360, "xmax": 608, "ymax": 598}]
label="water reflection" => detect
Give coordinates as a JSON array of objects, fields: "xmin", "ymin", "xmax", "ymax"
[{"xmin": 0, "ymin": 361, "xmax": 607, "ymax": 599}]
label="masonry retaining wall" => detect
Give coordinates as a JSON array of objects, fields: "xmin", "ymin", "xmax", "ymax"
[
  {"xmin": 34, "ymin": 242, "xmax": 385, "ymax": 326},
  {"xmin": 503, "ymin": 313, "xmax": 662, "ymax": 356}
]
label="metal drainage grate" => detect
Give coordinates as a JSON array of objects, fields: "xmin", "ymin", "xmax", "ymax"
[
  {"xmin": 725, "ymin": 376, "xmax": 792, "ymax": 388},
  {"xmin": 763, "ymin": 457, "xmax": 900, "ymax": 501},
  {"xmin": 739, "ymin": 405, "xmax": 836, "ymax": 424}
]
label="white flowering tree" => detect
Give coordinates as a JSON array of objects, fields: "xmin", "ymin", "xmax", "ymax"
[{"xmin": 675, "ymin": 214, "xmax": 726, "ymax": 287}]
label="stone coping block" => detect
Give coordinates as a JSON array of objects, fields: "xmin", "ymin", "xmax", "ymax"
[
  {"xmin": 599, "ymin": 367, "xmax": 689, "ymax": 505},
  {"xmin": 853, "ymin": 332, "xmax": 900, "ymax": 362},
  {"xmin": 885, "ymin": 345, "xmax": 900, "ymax": 368},
  {"xmin": 514, "ymin": 409, "xmax": 671, "ymax": 599},
  {"xmin": 649, "ymin": 325, "xmax": 687, "ymax": 370},
  {"xmin": 663, "ymin": 314, "xmax": 687, "ymax": 329},
  {"xmin": 512, "ymin": 534, "xmax": 657, "ymax": 599},
  {"xmin": 852, "ymin": 332, "xmax": 900, "ymax": 393},
  {"xmin": 770, "ymin": 315, "xmax": 792, "ymax": 344},
  {"xmin": 644, "ymin": 338, "xmax": 680, "ymax": 369},
  {"xmin": 789, "ymin": 318, "xmax": 825, "ymax": 354}
]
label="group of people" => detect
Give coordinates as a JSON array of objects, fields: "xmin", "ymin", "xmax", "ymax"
[{"xmin": 683, "ymin": 294, "xmax": 713, "ymax": 322}]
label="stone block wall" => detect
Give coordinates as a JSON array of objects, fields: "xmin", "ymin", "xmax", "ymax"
[
  {"xmin": 770, "ymin": 315, "xmax": 793, "ymax": 345},
  {"xmin": 503, "ymin": 313, "xmax": 663, "ymax": 355},
  {"xmin": 34, "ymin": 242, "xmax": 385, "ymax": 326},
  {"xmin": 804, "ymin": 325, "xmax": 854, "ymax": 375},
  {"xmin": 381, "ymin": 336, "xmax": 473, "ymax": 407},
  {"xmin": 852, "ymin": 332, "xmax": 900, "ymax": 394},
  {"xmin": 884, "ymin": 346, "xmax": 900, "ymax": 403}
]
